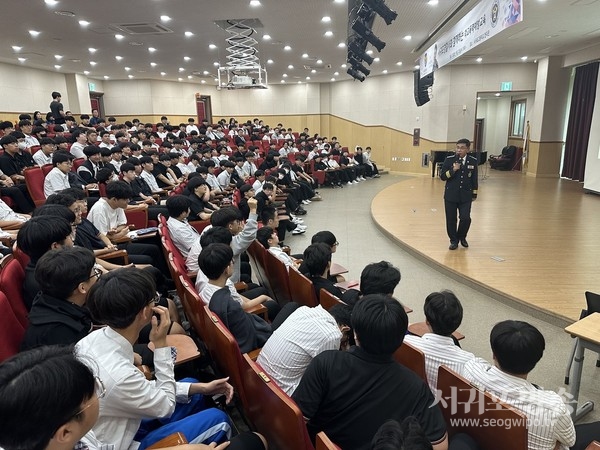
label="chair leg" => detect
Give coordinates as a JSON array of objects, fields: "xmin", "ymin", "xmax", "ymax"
[
  {"xmin": 565, "ymin": 337, "xmax": 578, "ymax": 385},
  {"xmin": 596, "ymin": 354, "xmax": 600, "ymax": 367}
]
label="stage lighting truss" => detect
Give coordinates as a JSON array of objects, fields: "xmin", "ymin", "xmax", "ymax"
[
  {"xmin": 362, "ymin": 0, "xmax": 398, "ymax": 25},
  {"xmin": 351, "ymin": 19, "xmax": 386, "ymax": 53}
]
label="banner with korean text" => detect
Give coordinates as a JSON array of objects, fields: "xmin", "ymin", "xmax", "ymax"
[{"xmin": 419, "ymin": 0, "xmax": 523, "ymax": 77}]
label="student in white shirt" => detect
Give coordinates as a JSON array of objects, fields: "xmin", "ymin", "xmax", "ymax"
[
  {"xmin": 186, "ymin": 118, "xmax": 199, "ymax": 135},
  {"xmin": 139, "ymin": 156, "xmax": 163, "ymax": 193},
  {"xmin": 403, "ymin": 291, "xmax": 475, "ymax": 392},
  {"xmin": 43, "ymin": 152, "xmax": 72, "ymax": 198},
  {"xmin": 70, "ymin": 130, "xmax": 88, "ymax": 159},
  {"xmin": 256, "ymin": 226, "xmax": 300, "ymax": 270},
  {"xmin": 165, "ymin": 195, "xmax": 199, "ymax": 258},
  {"xmin": 33, "ymin": 137, "xmax": 55, "ymax": 166}
]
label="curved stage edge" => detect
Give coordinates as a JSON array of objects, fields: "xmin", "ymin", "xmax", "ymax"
[{"xmin": 371, "ymin": 172, "xmax": 600, "ymax": 327}]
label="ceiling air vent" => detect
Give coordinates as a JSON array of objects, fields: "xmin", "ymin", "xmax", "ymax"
[{"xmin": 111, "ymin": 23, "xmax": 173, "ymax": 35}]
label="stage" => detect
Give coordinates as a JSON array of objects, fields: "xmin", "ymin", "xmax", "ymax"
[{"xmin": 371, "ymin": 170, "xmax": 600, "ymax": 324}]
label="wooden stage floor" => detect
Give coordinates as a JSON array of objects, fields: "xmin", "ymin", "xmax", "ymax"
[{"xmin": 371, "ymin": 170, "xmax": 600, "ymax": 323}]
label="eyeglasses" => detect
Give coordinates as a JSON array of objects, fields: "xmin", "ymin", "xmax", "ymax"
[
  {"xmin": 88, "ymin": 267, "xmax": 102, "ymax": 281},
  {"xmin": 148, "ymin": 293, "xmax": 160, "ymax": 307},
  {"xmin": 333, "ymin": 241, "xmax": 340, "ymax": 246},
  {"xmin": 73, "ymin": 376, "xmax": 106, "ymax": 417}
]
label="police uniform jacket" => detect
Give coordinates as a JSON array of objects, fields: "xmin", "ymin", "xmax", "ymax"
[{"xmin": 440, "ymin": 154, "xmax": 478, "ymax": 203}]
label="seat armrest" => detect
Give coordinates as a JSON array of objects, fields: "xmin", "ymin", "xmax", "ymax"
[
  {"xmin": 247, "ymin": 348, "xmax": 262, "ymax": 361},
  {"xmin": 246, "ymin": 303, "xmax": 268, "ymax": 320},
  {"xmin": 235, "ymin": 281, "xmax": 248, "ymax": 292}
]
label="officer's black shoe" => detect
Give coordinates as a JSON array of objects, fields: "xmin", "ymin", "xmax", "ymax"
[
  {"xmin": 460, "ymin": 239, "xmax": 469, "ymax": 248},
  {"xmin": 449, "ymin": 242, "xmax": 458, "ymax": 250}
]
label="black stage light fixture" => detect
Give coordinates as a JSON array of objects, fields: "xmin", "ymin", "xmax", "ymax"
[
  {"xmin": 357, "ymin": 3, "xmax": 375, "ymax": 20},
  {"xmin": 352, "ymin": 19, "xmax": 386, "ymax": 52},
  {"xmin": 348, "ymin": 56, "xmax": 371, "ymax": 76},
  {"xmin": 348, "ymin": 41, "xmax": 374, "ymax": 65},
  {"xmin": 347, "ymin": 67, "xmax": 366, "ymax": 82},
  {"xmin": 363, "ymin": 0, "xmax": 398, "ymax": 25}
]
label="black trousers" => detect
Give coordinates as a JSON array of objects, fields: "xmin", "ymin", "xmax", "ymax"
[
  {"xmin": 1, "ymin": 184, "xmax": 34, "ymax": 213},
  {"xmin": 444, "ymin": 199, "xmax": 472, "ymax": 243}
]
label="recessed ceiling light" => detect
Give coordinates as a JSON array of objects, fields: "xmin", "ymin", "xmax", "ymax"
[
  {"xmin": 214, "ymin": 78, "xmax": 218, "ymax": 82},
  {"xmin": 331, "ymin": 78, "xmax": 336, "ymax": 81},
  {"xmin": 428, "ymin": 0, "xmax": 439, "ymax": 5},
  {"xmin": 281, "ymin": 80, "xmax": 286, "ymax": 83},
  {"xmin": 316, "ymin": 59, "xmax": 323, "ymax": 64},
  {"xmin": 160, "ymin": 72, "xmax": 166, "ymax": 76},
  {"xmin": 160, "ymin": 15, "xmax": 171, "ymax": 22},
  {"xmin": 288, "ymin": 64, "xmax": 294, "ymax": 69},
  {"xmin": 78, "ymin": 20, "xmax": 90, "ymax": 26},
  {"xmin": 322, "ymin": 16, "xmax": 331, "ymax": 22},
  {"xmin": 334, "ymin": 71, "xmax": 339, "ymax": 75},
  {"xmin": 324, "ymin": 31, "xmax": 333, "ymax": 37},
  {"xmin": 12, "ymin": 45, "xmax": 22, "ymax": 52},
  {"xmin": 282, "ymin": 73, "xmax": 288, "ymax": 77},
  {"xmin": 382, "ymin": 69, "xmax": 388, "ymax": 74},
  {"xmin": 521, "ymin": 56, "xmax": 528, "ymax": 61},
  {"xmin": 302, "ymin": 53, "xmax": 309, "ymax": 58},
  {"xmin": 334, "ymin": 0, "xmax": 345, "ymax": 3},
  {"xmin": 88, "ymin": 47, "xmax": 97, "ymax": 53},
  {"xmin": 396, "ymin": 61, "xmax": 402, "ymax": 66},
  {"xmin": 187, "ymin": 75, "xmax": 193, "ymax": 79},
  {"xmin": 148, "ymin": 47, "xmax": 157, "ymax": 53},
  {"xmin": 104, "ymin": 76, "xmax": 109, "ymax": 80},
  {"xmin": 374, "ymin": 57, "xmax": 380, "ymax": 62},
  {"xmin": 267, "ymin": 59, "xmax": 274, "ymax": 64},
  {"xmin": 311, "ymin": 69, "xmax": 316, "ymax": 73},
  {"xmin": 250, "ymin": 0, "xmax": 261, "ymax": 6},
  {"xmin": 115, "ymin": 55, "xmax": 123, "ymax": 61},
  {"xmin": 18, "ymin": 57, "xmax": 27, "ymax": 62},
  {"xmin": 184, "ymin": 56, "xmax": 191, "ymax": 61},
  {"xmin": 124, "ymin": 67, "xmax": 131, "ymax": 71},
  {"xmin": 150, "ymin": 62, "xmax": 157, "ymax": 67},
  {"xmin": 338, "ymin": 42, "xmax": 346, "ymax": 48},
  {"xmin": 262, "ymin": 34, "xmax": 271, "ymax": 41},
  {"xmin": 341, "ymin": 63, "xmax": 347, "ymax": 68},
  {"xmin": 90, "ymin": 61, "xmax": 97, "ymax": 66},
  {"xmin": 306, "ymin": 76, "xmax": 311, "ymax": 80},
  {"xmin": 403, "ymin": 35, "xmax": 412, "ymax": 41},
  {"xmin": 178, "ymin": 77, "xmax": 183, "ymax": 81},
  {"xmin": 495, "ymin": 92, "xmax": 500, "ymax": 96},
  {"xmin": 83, "ymin": 70, "xmax": 90, "ymax": 75},
  {"xmin": 203, "ymin": 70, "xmax": 209, "ymax": 75},
  {"xmin": 366, "ymin": 50, "xmax": 373, "ymax": 55},
  {"xmin": 201, "ymin": 80, "xmax": 206, "ymax": 84},
  {"xmin": 213, "ymin": 62, "xmax": 220, "ymax": 67},
  {"xmin": 54, "ymin": 55, "xmax": 62, "ymax": 60},
  {"xmin": 209, "ymin": 44, "xmax": 217, "ymax": 49},
  {"xmin": 184, "ymin": 31, "xmax": 194, "ymax": 37},
  {"xmin": 476, "ymin": 57, "xmax": 483, "ymax": 63},
  {"xmin": 115, "ymin": 34, "xmax": 124, "ymax": 40},
  {"xmin": 284, "ymin": 45, "xmax": 292, "ymax": 51},
  {"xmin": 29, "ymin": 30, "xmax": 41, "ymax": 37},
  {"xmin": 414, "ymin": 65, "xmax": 420, "ymax": 69},
  {"xmin": 477, "ymin": 96, "xmax": 481, "ymax": 100},
  {"xmin": 179, "ymin": 67, "xmax": 185, "ymax": 72},
  {"xmin": 45, "ymin": 0, "xmax": 59, "ymax": 5},
  {"xmin": 128, "ymin": 74, "xmax": 134, "ymax": 79},
  {"xmin": 298, "ymin": 81, "xmax": 302, "ymax": 84}
]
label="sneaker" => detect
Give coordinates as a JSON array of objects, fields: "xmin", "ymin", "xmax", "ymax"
[
  {"xmin": 311, "ymin": 195, "xmax": 322, "ymax": 201},
  {"xmin": 352, "ymin": 180, "xmax": 359, "ymax": 184},
  {"xmin": 292, "ymin": 218, "xmax": 304, "ymax": 224},
  {"xmin": 359, "ymin": 176, "xmax": 366, "ymax": 181},
  {"xmin": 295, "ymin": 224, "xmax": 307, "ymax": 231},
  {"xmin": 373, "ymin": 174, "xmax": 381, "ymax": 178},
  {"xmin": 302, "ymin": 199, "xmax": 311, "ymax": 205},
  {"xmin": 347, "ymin": 181, "xmax": 352, "ymax": 185},
  {"xmin": 292, "ymin": 228, "xmax": 306, "ymax": 235}
]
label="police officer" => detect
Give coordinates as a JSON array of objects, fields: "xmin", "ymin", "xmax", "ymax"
[{"xmin": 440, "ymin": 138, "xmax": 478, "ymax": 250}]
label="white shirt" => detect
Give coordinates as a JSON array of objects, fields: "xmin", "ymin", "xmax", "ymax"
[
  {"xmin": 33, "ymin": 150, "xmax": 52, "ymax": 167},
  {"xmin": 242, "ymin": 161, "xmax": 257, "ymax": 177},
  {"xmin": 43, "ymin": 167, "xmax": 70, "ymax": 197},
  {"xmin": 140, "ymin": 170, "xmax": 161, "ymax": 193},
  {"xmin": 268, "ymin": 246, "xmax": 296, "ymax": 270},
  {"xmin": 462, "ymin": 359, "xmax": 576, "ymax": 450},
  {"xmin": 0, "ymin": 199, "xmax": 28, "ymax": 222},
  {"xmin": 109, "ymin": 159, "xmax": 122, "ymax": 172},
  {"xmin": 186, "ymin": 124, "xmax": 199, "ymax": 134},
  {"xmin": 195, "ymin": 273, "xmax": 244, "ymax": 307},
  {"xmin": 257, "ymin": 305, "xmax": 342, "ymax": 395},
  {"xmin": 252, "ymin": 179, "xmax": 264, "ymax": 194},
  {"xmin": 403, "ymin": 333, "xmax": 475, "ymax": 392},
  {"xmin": 216, "ymin": 170, "xmax": 231, "ymax": 189},
  {"xmin": 24, "ymin": 134, "xmax": 40, "ymax": 148},
  {"xmin": 70, "ymin": 142, "xmax": 86, "ymax": 159},
  {"xmin": 166, "ymin": 216, "xmax": 199, "ymax": 258},
  {"xmin": 87, "ymin": 198, "xmax": 127, "ymax": 234},
  {"xmin": 206, "ymin": 174, "xmax": 222, "ymax": 192},
  {"xmin": 177, "ymin": 162, "xmax": 193, "ymax": 175},
  {"xmin": 76, "ymin": 327, "xmax": 191, "ymax": 450}
]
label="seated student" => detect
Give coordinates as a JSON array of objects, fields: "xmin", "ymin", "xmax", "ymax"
[
  {"xmin": 20, "ymin": 246, "xmax": 97, "ymax": 351},
  {"xmin": 154, "ymin": 153, "xmax": 180, "ymax": 188},
  {"xmin": 120, "ymin": 162, "xmax": 169, "ymax": 221},
  {"xmin": 292, "ymin": 295, "xmax": 448, "ymax": 450},
  {"xmin": 184, "ymin": 176, "xmax": 217, "ymax": 221},
  {"xmin": 86, "ymin": 180, "xmax": 168, "ymax": 274},
  {"xmin": 462, "ymin": 321, "xmax": 580, "ymax": 450},
  {"xmin": 17, "ymin": 214, "xmax": 74, "ymax": 311},
  {"xmin": 32, "ymin": 137, "xmax": 55, "ymax": 166},
  {"xmin": 139, "ymin": 155, "xmax": 165, "ymax": 193},
  {"xmin": 199, "ymin": 243, "xmax": 273, "ymax": 353},
  {"xmin": 166, "ymin": 195, "xmax": 200, "ymax": 258},
  {"xmin": 342, "ymin": 260, "xmax": 402, "ymax": 306},
  {"xmin": 237, "ymin": 184, "xmax": 254, "ymax": 220},
  {"xmin": 77, "ymin": 145, "xmax": 103, "ymax": 184},
  {"xmin": 403, "ymin": 291, "xmax": 475, "ymax": 392},
  {"xmin": 298, "ymin": 231, "xmax": 339, "ymax": 279},
  {"xmin": 76, "ymin": 268, "xmax": 234, "ymax": 450},
  {"xmin": 303, "ymin": 243, "xmax": 344, "ymax": 301},
  {"xmin": 257, "ymin": 303, "xmax": 352, "ymax": 396},
  {"xmin": 195, "ymin": 227, "xmax": 277, "ymax": 319},
  {"xmin": 256, "ymin": 226, "xmax": 301, "ymax": 270},
  {"xmin": 0, "ymin": 197, "xmax": 30, "ymax": 229},
  {"xmin": 43, "ymin": 152, "xmax": 72, "ymax": 197}
]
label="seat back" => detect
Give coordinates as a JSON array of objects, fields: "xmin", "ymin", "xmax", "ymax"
[
  {"xmin": 315, "ymin": 432, "xmax": 340, "ymax": 450},
  {"xmin": 124, "ymin": 208, "xmax": 148, "ymax": 230},
  {"xmin": 247, "ymin": 240, "xmax": 269, "ymax": 287},
  {"xmin": 240, "ymin": 353, "xmax": 314, "ymax": 450},
  {"xmin": 0, "ymin": 254, "xmax": 28, "ymax": 328},
  {"xmin": 23, "ymin": 166, "xmax": 46, "ymax": 206},
  {"xmin": 0, "ymin": 291, "xmax": 26, "ymax": 362},
  {"xmin": 585, "ymin": 291, "xmax": 600, "ymax": 315},
  {"xmin": 179, "ymin": 276, "xmax": 206, "ymax": 339},
  {"xmin": 11, "ymin": 242, "xmax": 30, "ymax": 270},
  {"xmin": 263, "ymin": 250, "xmax": 293, "ymax": 306},
  {"xmin": 319, "ymin": 288, "xmax": 346, "ymax": 311},
  {"xmin": 393, "ymin": 341, "xmax": 427, "ymax": 382},
  {"xmin": 289, "ymin": 268, "xmax": 318, "ymax": 307},
  {"xmin": 436, "ymin": 365, "xmax": 528, "ymax": 450}
]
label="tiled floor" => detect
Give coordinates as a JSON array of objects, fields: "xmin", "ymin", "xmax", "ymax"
[{"xmin": 285, "ymin": 173, "xmax": 600, "ymax": 424}]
